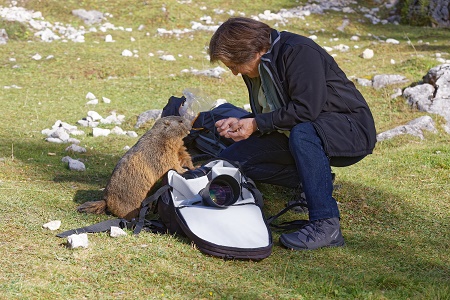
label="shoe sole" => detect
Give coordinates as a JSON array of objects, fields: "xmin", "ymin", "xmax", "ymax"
[{"xmin": 279, "ymin": 235, "xmax": 345, "ymax": 251}]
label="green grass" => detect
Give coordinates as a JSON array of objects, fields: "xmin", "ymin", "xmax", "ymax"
[{"xmin": 1, "ymin": 0, "xmax": 449, "ymax": 299}]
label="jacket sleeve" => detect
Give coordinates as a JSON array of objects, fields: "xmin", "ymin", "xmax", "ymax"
[{"xmin": 255, "ymin": 44, "xmax": 328, "ymax": 133}]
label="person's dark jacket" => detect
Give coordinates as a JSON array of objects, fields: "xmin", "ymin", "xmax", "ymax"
[{"xmin": 243, "ymin": 30, "xmax": 377, "ymax": 158}]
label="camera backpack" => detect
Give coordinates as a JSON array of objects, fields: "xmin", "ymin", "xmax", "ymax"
[{"xmin": 57, "ymin": 159, "xmax": 273, "ymax": 261}]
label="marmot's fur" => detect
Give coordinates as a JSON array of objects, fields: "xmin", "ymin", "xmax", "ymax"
[{"xmin": 77, "ymin": 116, "xmax": 194, "ymax": 220}]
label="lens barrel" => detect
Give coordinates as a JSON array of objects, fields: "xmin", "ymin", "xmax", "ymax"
[
  {"xmin": 181, "ymin": 166, "xmax": 211, "ymax": 179},
  {"xmin": 200, "ymin": 174, "xmax": 240, "ymax": 208}
]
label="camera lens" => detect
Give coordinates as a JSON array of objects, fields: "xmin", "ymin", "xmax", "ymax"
[
  {"xmin": 201, "ymin": 175, "xmax": 240, "ymax": 208},
  {"xmin": 181, "ymin": 166, "xmax": 211, "ymax": 179},
  {"xmin": 208, "ymin": 182, "xmax": 234, "ymax": 206}
]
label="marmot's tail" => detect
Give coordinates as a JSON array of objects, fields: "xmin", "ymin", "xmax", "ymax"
[{"xmin": 77, "ymin": 200, "xmax": 107, "ymax": 215}]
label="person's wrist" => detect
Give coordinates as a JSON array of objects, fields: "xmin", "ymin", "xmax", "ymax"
[{"xmin": 252, "ymin": 119, "xmax": 259, "ymax": 133}]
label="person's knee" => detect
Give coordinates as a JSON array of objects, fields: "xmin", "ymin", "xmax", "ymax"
[{"xmin": 289, "ymin": 122, "xmax": 322, "ymax": 152}]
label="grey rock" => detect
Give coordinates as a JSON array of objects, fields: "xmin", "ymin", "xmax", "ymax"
[
  {"xmin": 65, "ymin": 144, "xmax": 87, "ymax": 153},
  {"xmin": 377, "ymin": 116, "xmax": 437, "ymax": 141},
  {"xmin": 404, "ymin": 64, "xmax": 450, "ymax": 133},
  {"xmin": 134, "ymin": 109, "xmax": 162, "ymax": 128},
  {"xmin": 62, "ymin": 156, "xmax": 86, "ymax": 171},
  {"xmin": 72, "ymin": 9, "xmax": 104, "ymax": 25},
  {"xmin": 372, "ymin": 74, "xmax": 409, "ymax": 89},
  {"xmin": 355, "ymin": 78, "xmax": 373, "ymax": 87}
]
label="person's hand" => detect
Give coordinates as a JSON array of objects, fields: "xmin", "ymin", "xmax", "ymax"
[{"xmin": 215, "ymin": 117, "xmax": 258, "ymax": 142}]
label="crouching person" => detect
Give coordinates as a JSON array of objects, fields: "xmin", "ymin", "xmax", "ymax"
[{"xmin": 208, "ymin": 17, "xmax": 376, "ymax": 250}]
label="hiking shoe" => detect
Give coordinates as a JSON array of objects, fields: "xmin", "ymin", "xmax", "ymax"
[{"xmin": 279, "ymin": 217, "xmax": 345, "ymax": 250}]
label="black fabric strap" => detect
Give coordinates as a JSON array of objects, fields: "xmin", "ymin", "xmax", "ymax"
[
  {"xmin": 133, "ymin": 184, "xmax": 171, "ymax": 235},
  {"xmin": 266, "ymin": 201, "xmax": 309, "ymax": 231},
  {"xmin": 56, "ymin": 218, "xmax": 130, "ymax": 238}
]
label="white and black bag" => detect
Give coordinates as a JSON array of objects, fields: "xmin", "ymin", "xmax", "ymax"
[
  {"xmin": 135, "ymin": 159, "xmax": 272, "ymax": 260},
  {"xmin": 58, "ymin": 159, "xmax": 273, "ymax": 260}
]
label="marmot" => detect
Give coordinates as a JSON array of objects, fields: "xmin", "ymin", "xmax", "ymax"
[{"xmin": 77, "ymin": 116, "xmax": 194, "ymax": 220}]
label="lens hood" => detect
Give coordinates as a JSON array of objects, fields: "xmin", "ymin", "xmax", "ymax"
[{"xmin": 200, "ymin": 174, "xmax": 240, "ymax": 208}]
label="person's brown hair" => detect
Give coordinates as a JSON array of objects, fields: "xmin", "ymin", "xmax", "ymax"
[{"xmin": 208, "ymin": 17, "xmax": 272, "ymax": 64}]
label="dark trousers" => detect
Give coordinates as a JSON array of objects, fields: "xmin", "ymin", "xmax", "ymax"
[{"xmin": 219, "ymin": 122, "xmax": 365, "ymax": 221}]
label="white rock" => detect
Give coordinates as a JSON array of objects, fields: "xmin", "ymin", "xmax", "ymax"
[
  {"xmin": 87, "ymin": 111, "xmax": 103, "ymax": 121},
  {"xmin": 361, "ymin": 48, "xmax": 374, "ymax": 59},
  {"xmin": 110, "ymin": 226, "xmax": 127, "ymax": 237},
  {"xmin": 122, "ymin": 49, "xmax": 133, "ymax": 57},
  {"xmin": 86, "ymin": 99, "xmax": 98, "ymax": 105},
  {"xmin": 102, "ymin": 96, "xmax": 111, "ymax": 103},
  {"xmin": 386, "ymin": 38, "xmax": 399, "ymax": 44},
  {"xmin": 32, "ymin": 53, "xmax": 42, "ymax": 60},
  {"xmin": 213, "ymin": 99, "xmax": 228, "ymax": 107},
  {"xmin": 42, "ymin": 220, "xmax": 61, "ymax": 231},
  {"xmin": 126, "ymin": 131, "xmax": 138, "ymax": 138},
  {"xmin": 105, "ymin": 34, "xmax": 114, "ymax": 42},
  {"xmin": 86, "ymin": 92, "xmax": 96, "ymax": 100},
  {"xmin": 67, "ymin": 138, "xmax": 81, "ymax": 145},
  {"xmin": 160, "ymin": 54, "xmax": 176, "ymax": 61},
  {"xmin": 51, "ymin": 127, "xmax": 70, "ymax": 142},
  {"xmin": 69, "ymin": 129, "xmax": 85, "ymax": 136},
  {"xmin": 111, "ymin": 126, "xmax": 126, "ymax": 135},
  {"xmin": 45, "ymin": 137, "xmax": 65, "ymax": 143},
  {"xmin": 65, "ymin": 144, "xmax": 87, "ymax": 153},
  {"xmin": 77, "ymin": 120, "xmax": 90, "ymax": 127},
  {"xmin": 333, "ymin": 44, "xmax": 350, "ymax": 52},
  {"xmin": 93, "ymin": 127, "xmax": 111, "ymax": 137},
  {"xmin": 67, "ymin": 233, "xmax": 89, "ymax": 249}
]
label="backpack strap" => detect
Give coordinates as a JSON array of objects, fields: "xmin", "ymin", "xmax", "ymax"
[
  {"xmin": 133, "ymin": 184, "xmax": 171, "ymax": 235},
  {"xmin": 57, "ymin": 184, "xmax": 171, "ymax": 238},
  {"xmin": 241, "ymin": 180, "xmax": 264, "ymax": 208},
  {"xmin": 266, "ymin": 201, "xmax": 309, "ymax": 231},
  {"xmin": 56, "ymin": 218, "xmax": 131, "ymax": 238}
]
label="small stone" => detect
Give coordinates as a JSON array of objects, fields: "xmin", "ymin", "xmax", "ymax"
[
  {"xmin": 67, "ymin": 233, "xmax": 89, "ymax": 249},
  {"xmin": 86, "ymin": 92, "xmax": 96, "ymax": 100},
  {"xmin": 93, "ymin": 127, "xmax": 111, "ymax": 137},
  {"xmin": 111, "ymin": 126, "xmax": 126, "ymax": 135},
  {"xmin": 122, "ymin": 49, "xmax": 133, "ymax": 57},
  {"xmin": 105, "ymin": 34, "xmax": 114, "ymax": 42},
  {"xmin": 110, "ymin": 226, "xmax": 127, "ymax": 237},
  {"xmin": 126, "ymin": 131, "xmax": 138, "ymax": 138},
  {"xmin": 86, "ymin": 99, "xmax": 98, "ymax": 105},
  {"xmin": 62, "ymin": 156, "xmax": 86, "ymax": 171},
  {"xmin": 43, "ymin": 220, "xmax": 61, "ymax": 231},
  {"xmin": 361, "ymin": 48, "xmax": 374, "ymax": 59},
  {"xmin": 65, "ymin": 144, "xmax": 87, "ymax": 153},
  {"xmin": 386, "ymin": 38, "xmax": 399, "ymax": 44},
  {"xmin": 87, "ymin": 111, "xmax": 103, "ymax": 121},
  {"xmin": 160, "ymin": 55, "xmax": 176, "ymax": 61},
  {"xmin": 32, "ymin": 53, "xmax": 42, "ymax": 60}
]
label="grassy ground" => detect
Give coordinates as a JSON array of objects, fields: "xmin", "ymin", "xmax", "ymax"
[{"xmin": 0, "ymin": 0, "xmax": 449, "ymax": 299}]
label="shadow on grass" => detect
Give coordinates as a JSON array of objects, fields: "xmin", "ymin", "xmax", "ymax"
[{"xmin": 252, "ymin": 179, "xmax": 448, "ymax": 297}]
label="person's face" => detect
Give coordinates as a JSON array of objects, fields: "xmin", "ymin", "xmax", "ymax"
[{"xmin": 222, "ymin": 52, "xmax": 263, "ymax": 78}]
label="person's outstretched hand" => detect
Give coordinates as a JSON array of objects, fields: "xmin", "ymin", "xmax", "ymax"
[{"xmin": 215, "ymin": 117, "xmax": 258, "ymax": 142}]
